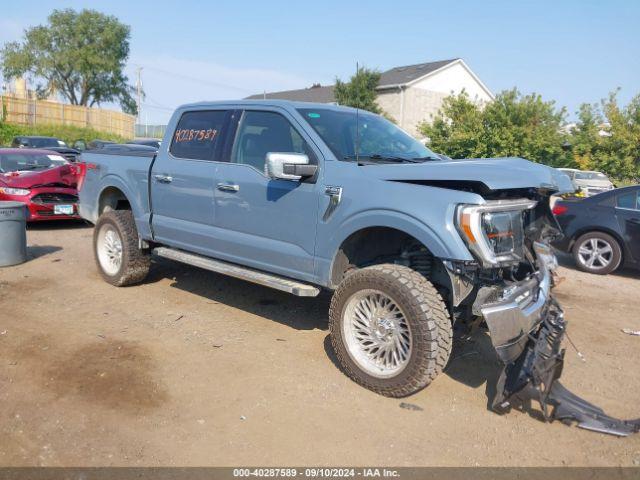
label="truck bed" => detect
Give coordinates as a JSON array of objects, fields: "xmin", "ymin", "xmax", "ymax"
[{"xmin": 78, "ymin": 150, "xmax": 156, "ymax": 239}]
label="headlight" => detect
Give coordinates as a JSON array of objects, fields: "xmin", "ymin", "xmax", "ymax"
[
  {"xmin": 0, "ymin": 187, "xmax": 30, "ymax": 196},
  {"xmin": 456, "ymin": 199, "xmax": 537, "ymax": 267}
]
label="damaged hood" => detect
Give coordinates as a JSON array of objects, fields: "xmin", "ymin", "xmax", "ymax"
[
  {"xmin": 0, "ymin": 165, "xmax": 78, "ymax": 189},
  {"xmin": 364, "ymin": 157, "xmax": 575, "ymax": 194}
]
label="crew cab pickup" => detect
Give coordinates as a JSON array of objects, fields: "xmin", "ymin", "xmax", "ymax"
[{"xmin": 78, "ymin": 100, "xmax": 639, "ymax": 435}]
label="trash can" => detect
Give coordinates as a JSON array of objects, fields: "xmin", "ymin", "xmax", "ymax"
[{"xmin": 0, "ymin": 201, "xmax": 28, "ymax": 267}]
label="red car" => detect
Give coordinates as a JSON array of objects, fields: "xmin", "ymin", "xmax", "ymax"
[{"xmin": 0, "ymin": 148, "xmax": 82, "ymax": 221}]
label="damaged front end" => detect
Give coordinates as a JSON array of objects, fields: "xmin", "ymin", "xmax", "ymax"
[{"xmin": 455, "ymin": 194, "xmax": 639, "ymax": 436}]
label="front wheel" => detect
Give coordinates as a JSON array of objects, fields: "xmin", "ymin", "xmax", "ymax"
[
  {"xmin": 329, "ymin": 264, "xmax": 452, "ymax": 397},
  {"xmin": 93, "ymin": 210, "xmax": 150, "ymax": 286}
]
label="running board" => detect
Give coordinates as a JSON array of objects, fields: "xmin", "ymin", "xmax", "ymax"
[{"xmin": 153, "ymin": 247, "xmax": 320, "ymax": 297}]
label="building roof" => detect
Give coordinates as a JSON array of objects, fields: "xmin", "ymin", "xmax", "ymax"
[
  {"xmin": 377, "ymin": 58, "xmax": 458, "ymax": 87},
  {"xmin": 245, "ymin": 59, "xmax": 462, "ymax": 102},
  {"xmin": 246, "ymin": 85, "xmax": 336, "ymax": 103}
]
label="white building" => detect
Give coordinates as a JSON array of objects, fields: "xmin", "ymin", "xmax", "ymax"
[{"xmin": 247, "ymin": 58, "xmax": 493, "ymax": 137}]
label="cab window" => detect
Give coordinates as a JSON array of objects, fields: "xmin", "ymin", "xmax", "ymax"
[
  {"xmin": 231, "ymin": 111, "xmax": 312, "ymax": 173},
  {"xmin": 170, "ymin": 110, "xmax": 227, "ymax": 160}
]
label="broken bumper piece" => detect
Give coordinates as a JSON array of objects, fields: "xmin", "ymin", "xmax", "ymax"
[
  {"xmin": 479, "ymin": 243, "xmax": 640, "ymax": 436},
  {"xmin": 492, "ymin": 302, "xmax": 640, "ymax": 436}
]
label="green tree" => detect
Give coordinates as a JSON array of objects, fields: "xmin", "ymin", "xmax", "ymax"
[
  {"xmin": 420, "ymin": 89, "xmax": 570, "ymax": 166},
  {"xmin": 1, "ymin": 9, "xmax": 138, "ymax": 114},
  {"xmin": 334, "ymin": 67, "xmax": 382, "ymax": 114},
  {"xmin": 571, "ymin": 91, "xmax": 640, "ymax": 181}
]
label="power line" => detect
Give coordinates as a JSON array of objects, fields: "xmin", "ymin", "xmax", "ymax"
[{"xmin": 132, "ymin": 64, "xmax": 253, "ymax": 94}]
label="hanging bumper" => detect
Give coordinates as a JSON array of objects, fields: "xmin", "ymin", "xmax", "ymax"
[{"xmin": 476, "ymin": 243, "xmax": 639, "ymax": 436}]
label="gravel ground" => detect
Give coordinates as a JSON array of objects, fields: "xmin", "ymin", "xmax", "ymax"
[{"xmin": 0, "ymin": 221, "xmax": 639, "ymax": 466}]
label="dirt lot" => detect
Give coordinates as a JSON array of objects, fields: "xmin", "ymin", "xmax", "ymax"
[{"xmin": 0, "ymin": 221, "xmax": 639, "ymax": 466}]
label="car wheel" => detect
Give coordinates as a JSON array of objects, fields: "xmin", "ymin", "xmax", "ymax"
[
  {"xmin": 329, "ymin": 264, "xmax": 452, "ymax": 397},
  {"xmin": 572, "ymin": 231, "xmax": 622, "ymax": 275},
  {"xmin": 93, "ymin": 210, "xmax": 150, "ymax": 286}
]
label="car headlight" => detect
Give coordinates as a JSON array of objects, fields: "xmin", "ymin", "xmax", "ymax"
[
  {"xmin": 0, "ymin": 187, "xmax": 30, "ymax": 196},
  {"xmin": 456, "ymin": 199, "xmax": 537, "ymax": 267}
]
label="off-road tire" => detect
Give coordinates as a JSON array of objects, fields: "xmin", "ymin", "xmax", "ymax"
[
  {"xmin": 329, "ymin": 264, "xmax": 452, "ymax": 397},
  {"xmin": 572, "ymin": 231, "xmax": 622, "ymax": 275},
  {"xmin": 93, "ymin": 210, "xmax": 150, "ymax": 286}
]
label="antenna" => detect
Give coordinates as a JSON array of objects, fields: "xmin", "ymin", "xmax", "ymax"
[
  {"xmin": 135, "ymin": 67, "xmax": 143, "ymax": 123},
  {"xmin": 355, "ymin": 62, "xmax": 360, "ymax": 163}
]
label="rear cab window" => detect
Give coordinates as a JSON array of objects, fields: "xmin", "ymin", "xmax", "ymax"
[{"xmin": 169, "ymin": 110, "xmax": 228, "ymax": 160}]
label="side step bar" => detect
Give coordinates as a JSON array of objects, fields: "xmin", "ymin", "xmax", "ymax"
[{"xmin": 153, "ymin": 247, "xmax": 320, "ymax": 297}]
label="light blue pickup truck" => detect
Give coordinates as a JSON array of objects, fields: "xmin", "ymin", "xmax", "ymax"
[{"xmin": 79, "ymin": 100, "xmax": 638, "ymax": 435}]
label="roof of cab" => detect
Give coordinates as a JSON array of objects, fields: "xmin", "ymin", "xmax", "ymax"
[{"xmin": 177, "ymin": 99, "xmax": 358, "ymax": 113}]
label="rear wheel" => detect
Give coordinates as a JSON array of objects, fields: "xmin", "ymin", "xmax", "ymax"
[
  {"xmin": 94, "ymin": 210, "xmax": 150, "ymax": 286},
  {"xmin": 572, "ymin": 231, "xmax": 622, "ymax": 275},
  {"xmin": 329, "ymin": 264, "xmax": 452, "ymax": 397}
]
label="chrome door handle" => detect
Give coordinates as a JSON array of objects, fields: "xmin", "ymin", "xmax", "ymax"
[
  {"xmin": 217, "ymin": 183, "xmax": 239, "ymax": 192},
  {"xmin": 154, "ymin": 174, "xmax": 173, "ymax": 183}
]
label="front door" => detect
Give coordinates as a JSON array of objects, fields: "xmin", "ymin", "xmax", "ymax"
[
  {"xmin": 211, "ymin": 109, "xmax": 321, "ymax": 282},
  {"xmin": 616, "ymin": 188, "xmax": 640, "ymax": 263},
  {"xmin": 150, "ymin": 109, "xmax": 231, "ymax": 256}
]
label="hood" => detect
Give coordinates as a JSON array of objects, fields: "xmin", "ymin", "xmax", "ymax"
[
  {"xmin": 364, "ymin": 157, "xmax": 575, "ymax": 194},
  {"xmin": 0, "ymin": 165, "xmax": 78, "ymax": 189}
]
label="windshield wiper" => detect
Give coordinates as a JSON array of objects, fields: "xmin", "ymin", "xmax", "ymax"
[
  {"xmin": 343, "ymin": 154, "xmax": 423, "ymax": 163},
  {"xmin": 411, "ymin": 155, "xmax": 442, "ymax": 162}
]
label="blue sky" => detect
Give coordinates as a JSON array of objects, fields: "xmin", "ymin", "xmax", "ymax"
[{"xmin": 1, "ymin": 0, "xmax": 638, "ymax": 124}]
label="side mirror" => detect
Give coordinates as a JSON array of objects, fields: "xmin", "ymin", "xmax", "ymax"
[{"xmin": 265, "ymin": 152, "xmax": 317, "ymax": 181}]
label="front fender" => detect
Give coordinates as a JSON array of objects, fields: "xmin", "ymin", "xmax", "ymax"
[{"xmin": 316, "ymin": 208, "xmax": 474, "ymax": 286}]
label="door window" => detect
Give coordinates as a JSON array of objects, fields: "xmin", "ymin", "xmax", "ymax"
[
  {"xmin": 617, "ymin": 191, "xmax": 640, "ymax": 210},
  {"xmin": 170, "ymin": 110, "xmax": 227, "ymax": 160},
  {"xmin": 232, "ymin": 111, "xmax": 311, "ymax": 173}
]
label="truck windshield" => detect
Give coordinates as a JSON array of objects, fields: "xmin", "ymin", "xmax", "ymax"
[{"xmin": 297, "ymin": 108, "xmax": 439, "ymax": 162}]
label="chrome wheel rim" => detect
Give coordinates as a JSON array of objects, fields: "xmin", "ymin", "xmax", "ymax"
[
  {"xmin": 577, "ymin": 237, "xmax": 613, "ymax": 270},
  {"xmin": 97, "ymin": 224, "xmax": 123, "ymax": 276},
  {"xmin": 342, "ymin": 289, "xmax": 412, "ymax": 378}
]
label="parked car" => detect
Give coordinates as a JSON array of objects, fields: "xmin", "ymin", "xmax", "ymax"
[
  {"xmin": 553, "ymin": 185, "xmax": 640, "ymax": 274},
  {"xmin": 11, "ymin": 135, "xmax": 67, "ymax": 149},
  {"xmin": 77, "ymin": 100, "xmax": 637, "ymax": 435},
  {"xmin": 557, "ymin": 168, "xmax": 615, "ymax": 196},
  {"xmin": 10, "ymin": 135, "xmax": 81, "ymax": 163},
  {"xmin": 0, "ymin": 148, "xmax": 81, "ymax": 221},
  {"xmin": 129, "ymin": 138, "xmax": 161, "ymax": 149}
]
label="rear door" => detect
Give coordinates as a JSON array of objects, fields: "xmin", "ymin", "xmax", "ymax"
[
  {"xmin": 615, "ymin": 188, "xmax": 640, "ymax": 263},
  {"xmin": 150, "ymin": 108, "xmax": 233, "ymax": 256},
  {"xmin": 211, "ymin": 108, "xmax": 322, "ymax": 282}
]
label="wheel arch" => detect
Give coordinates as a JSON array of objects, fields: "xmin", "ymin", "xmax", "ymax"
[
  {"xmin": 98, "ymin": 185, "xmax": 132, "ymax": 215},
  {"xmin": 328, "ymin": 223, "xmax": 453, "ymax": 289}
]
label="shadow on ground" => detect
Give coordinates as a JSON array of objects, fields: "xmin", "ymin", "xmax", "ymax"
[
  {"xmin": 153, "ymin": 257, "xmax": 331, "ymax": 332},
  {"xmin": 147, "ymin": 256, "xmax": 516, "ymax": 412},
  {"xmin": 555, "ymin": 250, "xmax": 639, "ymax": 279},
  {"xmin": 27, "ymin": 220, "xmax": 91, "ymax": 231},
  {"xmin": 27, "ymin": 245, "xmax": 62, "ymax": 260}
]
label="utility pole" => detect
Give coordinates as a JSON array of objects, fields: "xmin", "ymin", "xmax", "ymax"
[{"xmin": 135, "ymin": 67, "xmax": 143, "ymax": 124}]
